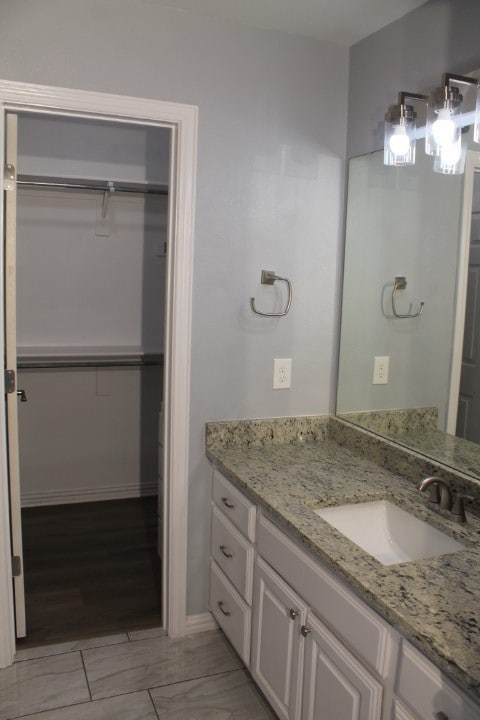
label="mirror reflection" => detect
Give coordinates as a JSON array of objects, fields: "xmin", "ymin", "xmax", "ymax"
[{"xmin": 336, "ymin": 137, "xmax": 480, "ymax": 483}]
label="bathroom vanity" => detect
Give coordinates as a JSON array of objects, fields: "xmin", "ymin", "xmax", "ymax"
[{"xmin": 206, "ymin": 416, "xmax": 480, "ymax": 720}]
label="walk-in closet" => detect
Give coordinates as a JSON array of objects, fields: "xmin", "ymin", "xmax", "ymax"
[{"xmin": 11, "ymin": 113, "xmax": 169, "ymax": 646}]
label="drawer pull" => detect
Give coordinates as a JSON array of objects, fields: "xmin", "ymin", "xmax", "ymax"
[
  {"xmin": 221, "ymin": 497, "xmax": 235, "ymax": 509},
  {"xmin": 434, "ymin": 714, "xmax": 449, "ymax": 720},
  {"xmin": 219, "ymin": 544, "xmax": 233, "ymax": 558},
  {"xmin": 289, "ymin": 608, "xmax": 299, "ymax": 619},
  {"xmin": 301, "ymin": 625, "xmax": 311, "ymax": 637},
  {"xmin": 217, "ymin": 601, "xmax": 231, "ymax": 616}
]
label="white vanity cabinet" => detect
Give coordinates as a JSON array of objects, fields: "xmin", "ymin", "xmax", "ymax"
[
  {"xmin": 251, "ymin": 556, "xmax": 307, "ymax": 720},
  {"xmin": 301, "ymin": 610, "xmax": 383, "ymax": 720},
  {"xmin": 251, "ymin": 555, "xmax": 382, "ymax": 720},
  {"xmin": 209, "ymin": 469, "xmax": 480, "ymax": 720},
  {"xmin": 252, "ymin": 517, "xmax": 384, "ymax": 720},
  {"xmin": 209, "ymin": 470, "xmax": 256, "ymax": 664}
]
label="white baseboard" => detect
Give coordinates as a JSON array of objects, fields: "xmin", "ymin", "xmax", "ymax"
[
  {"xmin": 185, "ymin": 612, "xmax": 218, "ymax": 634},
  {"xmin": 21, "ymin": 481, "xmax": 158, "ymax": 507}
]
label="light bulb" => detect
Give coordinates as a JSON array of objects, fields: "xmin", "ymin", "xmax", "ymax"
[
  {"xmin": 440, "ymin": 139, "xmax": 461, "ymax": 166},
  {"xmin": 432, "ymin": 108, "xmax": 456, "ymax": 147},
  {"xmin": 388, "ymin": 125, "xmax": 410, "ymax": 157}
]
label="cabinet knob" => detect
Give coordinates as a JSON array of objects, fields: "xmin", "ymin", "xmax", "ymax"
[
  {"xmin": 301, "ymin": 625, "xmax": 311, "ymax": 637},
  {"xmin": 221, "ymin": 497, "xmax": 235, "ymax": 509},
  {"xmin": 289, "ymin": 608, "xmax": 299, "ymax": 619},
  {"xmin": 217, "ymin": 601, "xmax": 231, "ymax": 617},
  {"xmin": 434, "ymin": 713, "xmax": 449, "ymax": 720},
  {"xmin": 219, "ymin": 545, "xmax": 233, "ymax": 558}
]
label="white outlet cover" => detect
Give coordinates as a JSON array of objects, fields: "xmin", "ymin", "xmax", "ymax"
[
  {"xmin": 273, "ymin": 358, "xmax": 292, "ymax": 389},
  {"xmin": 373, "ymin": 355, "xmax": 389, "ymax": 385}
]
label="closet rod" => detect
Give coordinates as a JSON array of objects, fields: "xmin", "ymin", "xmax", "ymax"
[
  {"xmin": 18, "ymin": 359, "xmax": 164, "ymax": 370},
  {"xmin": 17, "ymin": 175, "xmax": 168, "ymax": 196}
]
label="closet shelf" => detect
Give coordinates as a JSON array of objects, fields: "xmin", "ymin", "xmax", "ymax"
[
  {"xmin": 17, "ymin": 346, "xmax": 164, "ymax": 369},
  {"xmin": 17, "ymin": 174, "xmax": 168, "ymax": 196}
]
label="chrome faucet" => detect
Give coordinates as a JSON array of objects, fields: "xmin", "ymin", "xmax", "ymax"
[
  {"xmin": 418, "ymin": 476, "xmax": 473, "ymax": 524},
  {"xmin": 418, "ymin": 476, "xmax": 452, "ymax": 510}
]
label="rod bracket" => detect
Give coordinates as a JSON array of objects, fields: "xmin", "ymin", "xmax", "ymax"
[{"xmin": 3, "ymin": 163, "xmax": 16, "ymax": 191}]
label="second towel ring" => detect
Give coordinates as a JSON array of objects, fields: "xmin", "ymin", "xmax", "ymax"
[
  {"xmin": 250, "ymin": 270, "xmax": 292, "ymax": 317},
  {"xmin": 392, "ymin": 276, "xmax": 424, "ymax": 319}
]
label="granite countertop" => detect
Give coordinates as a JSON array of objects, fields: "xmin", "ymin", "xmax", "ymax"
[
  {"xmin": 206, "ymin": 428, "xmax": 480, "ymax": 703},
  {"xmin": 340, "ymin": 407, "xmax": 480, "ymax": 483},
  {"xmin": 374, "ymin": 427, "xmax": 480, "ymax": 482}
]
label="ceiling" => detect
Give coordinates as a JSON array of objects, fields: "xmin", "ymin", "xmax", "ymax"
[{"xmin": 155, "ymin": 0, "xmax": 429, "ymax": 46}]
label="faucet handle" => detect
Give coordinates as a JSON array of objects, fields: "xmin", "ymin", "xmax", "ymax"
[{"xmin": 451, "ymin": 494, "xmax": 474, "ymax": 524}]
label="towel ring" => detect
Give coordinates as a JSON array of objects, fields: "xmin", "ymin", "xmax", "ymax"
[
  {"xmin": 392, "ymin": 276, "xmax": 424, "ymax": 319},
  {"xmin": 250, "ymin": 270, "xmax": 292, "ymax": 317}
]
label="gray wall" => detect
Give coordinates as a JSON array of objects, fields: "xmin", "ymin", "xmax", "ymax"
[
  {"xmin": 16, "ymin": 188, "xmax": 167, "ymax": 352},
  {"xmin": 18, "ymin": 365, "xmax": 162, "ymax": 505},
  {"xmin": 18, "ymin": 115, "xmax": 170, "ymax": 185},
  {"xmin": 348, "ymin": 0, "xmax": 480, "ymax": 158},
  {"xmin": 0, "ymin": 1, "xmax": 349, "ymax": 614}
]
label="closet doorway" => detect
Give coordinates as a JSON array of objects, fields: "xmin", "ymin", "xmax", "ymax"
[
  {"xmin": 9, "ymin": 112, "xmax": 169, "ymax": 647},
  {"xmin": 0, "ymin": 80, "xmax": 197, "ymax": 667},
  {"xmin": 10, "ymin": 112, "xmax": 171, "ymax": 646}
]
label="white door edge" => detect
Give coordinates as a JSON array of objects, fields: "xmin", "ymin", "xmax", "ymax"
[
  {"xmin": 0, "ymin": 79, "xmax": 197, "ymax": 666},
  {"xmin": 447, "ymin": 150, "xmax": 480, "ymax": 433}
]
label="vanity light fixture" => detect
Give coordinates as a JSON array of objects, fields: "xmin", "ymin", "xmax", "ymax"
[
  {"xmin": 425, "ymin": 74, "xmax": 478, "ymax": 158},
  {"xmin": 384, "ymin": 91, "xmax": 427, "ymax": 166},
  {"xmin": 384, "ymin": 73, "xmax": 480, "ymax": 175}
]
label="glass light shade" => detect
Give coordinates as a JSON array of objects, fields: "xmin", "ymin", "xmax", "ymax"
[
  {"xmin": 425, "ymin": 104, "xmax": 461, "ymax": 156},
  {"xmin": 474, "ymin": 85, "xmax": 480, "ymax": 145},
  {"xmin": 433, "ymin": 136, "xmax": 466, "ymax": 175},
  {"xmin": 384, "ymin": 115, "xmax": 416, "ymax": 166},
  {"xmin": 425, "ymin": 85, "xmax": 462, "ymax": 156}
]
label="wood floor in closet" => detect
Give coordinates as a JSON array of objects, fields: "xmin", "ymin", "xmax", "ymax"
[{"xmin": 18, "ymin": 496, "xmax": 162, "ymax": 648}]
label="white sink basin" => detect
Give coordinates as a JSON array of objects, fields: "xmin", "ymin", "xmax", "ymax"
[{"xmin": 315, "ymin": 500, "xmax": 464, "ymax": 565}]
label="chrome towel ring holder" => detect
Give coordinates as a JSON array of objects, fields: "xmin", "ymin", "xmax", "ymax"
[
  {"xmin": 392, "ymin": 276, "xmax": 424, "ymax": 319},
  {"xmin": 250, "ymin": 270, "xmax": 292, "ymax": 317}
]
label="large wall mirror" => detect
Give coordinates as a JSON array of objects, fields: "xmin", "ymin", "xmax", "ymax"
[{"xmin": 336, "ymin": 130, "xmax": 480, "ymax": 484}]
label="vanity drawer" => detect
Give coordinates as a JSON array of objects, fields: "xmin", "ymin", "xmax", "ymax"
[
  {"xmin": 209, "ymin": 560, "xmax": 251, "ymax": 665},
  {"xmin": 211, "ymin": 504, "xmax": 254, "ymax": 603},
  {"xmin": 396, "ymin": 641, "xmax": 480, "ymax": 720},
  {"xmin": 212, "ymin": 470, "xmax": 256, "ymax": 541},
  {"xmin": 257, "ymin": 514, "xmax": 392, "ymax": 677}
]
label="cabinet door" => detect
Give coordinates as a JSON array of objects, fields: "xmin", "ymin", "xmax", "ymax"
[
  {"xmin": 251, "ymin": 557, "xmax": 307, "ymax": 720},
  {"xmin": 392, "ymin": 699, "xmax": 418, "ymax": 720},
  {"xmin": 302, "ymin": 611, "xmax": 382, "ymax": 720}
]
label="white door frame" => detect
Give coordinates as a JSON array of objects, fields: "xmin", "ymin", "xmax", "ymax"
[
  {"xmin": 447, "ymin": 149, "xmax": 480, "ymax": 433},
  {"xmin": 0, "ymin": 79, "xmax": 197, "ymax": 668}
]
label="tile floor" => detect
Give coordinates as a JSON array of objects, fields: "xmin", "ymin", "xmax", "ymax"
[{"xmin": 1, "ymin": 629, "xmax": 276, "ymax": 719}]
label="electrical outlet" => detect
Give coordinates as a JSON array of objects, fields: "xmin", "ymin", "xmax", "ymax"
[
  {"xmin": 273, "ymin": 358, "xmax": 292, "ymax": 389},
  {"xmin": 373, "ymin": 356, "xmax": 389, "ymax": 385}
]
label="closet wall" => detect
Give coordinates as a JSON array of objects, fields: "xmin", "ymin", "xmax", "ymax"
[{"xmin": 16, "ymin": 115, "xmax": 170, "ymax": 506}]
